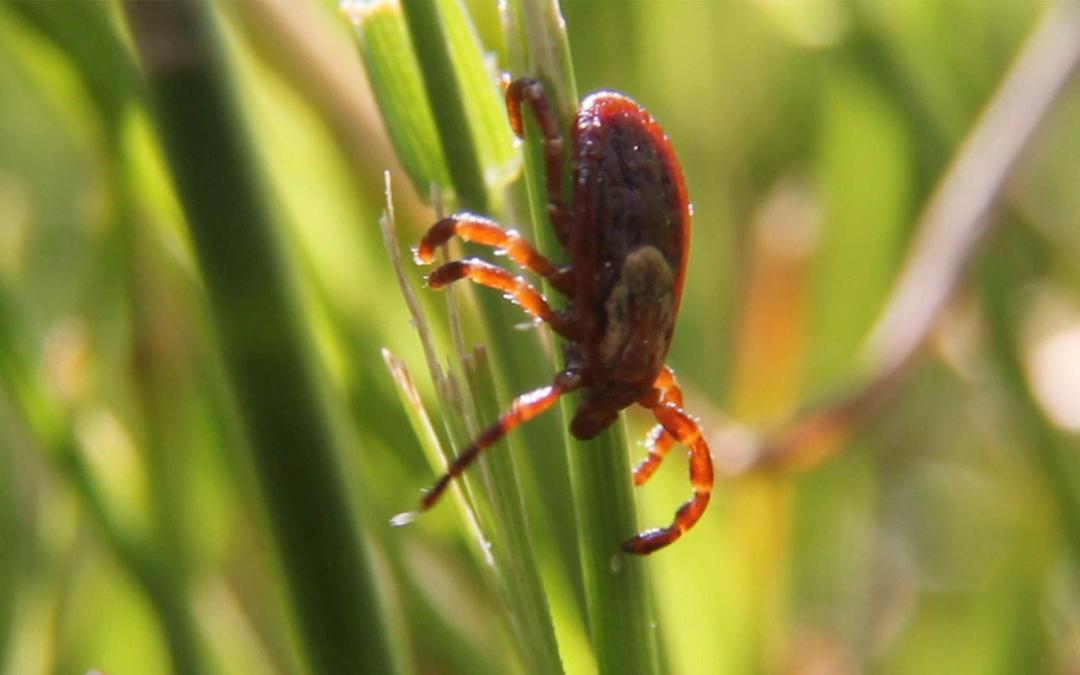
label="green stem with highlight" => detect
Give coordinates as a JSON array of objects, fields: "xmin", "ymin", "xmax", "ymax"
[
  {"xmin": 385, "ymin": 3, "xmax": 570, "ymax": 670},
  {"xmin": 123, "ymin": 3, "xmax": 399, "ymax": 673},
  {"xmin": 505, "ymin": 2, "xmax": 661, "ymax": 673},
  {"xmin": 402, "ymin": 0, "xmax": 489, "ymax": 212}
]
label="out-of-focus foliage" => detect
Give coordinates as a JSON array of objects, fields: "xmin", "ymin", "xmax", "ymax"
[{"xmin": 0, "ymin": 0, "xmax": 1077, "ymax": 674}]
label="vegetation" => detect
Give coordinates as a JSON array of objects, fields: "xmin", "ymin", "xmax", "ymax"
[{"xmin": 0, "ymin": 1, "xmax": 1077, "ymax": 673}]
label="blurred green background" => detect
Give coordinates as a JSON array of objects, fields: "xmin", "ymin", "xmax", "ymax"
[{"xmin": 1, "ymin": 0, "xmax": 1078, "ymax": 673}]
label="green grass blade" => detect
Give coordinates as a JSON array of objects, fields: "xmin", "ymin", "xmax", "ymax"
[
  {"xmin": 504, "ymin": 0, "xmax": 577, "ymax": 124},
  {"xmin": 400, "ymin": 0, "xmax": 490, "ymax": 211},
  {"xmin": 0, "ymin": 349, "xmax": 17, "ymax": 670},
  {"xmin": 342, "ymin": 0, "xmax": 452, "ymax": 199},
  {"xmin": 382, "ymin": 348, "xmax": 489, "ymax": 548},
  {"xmin": 0, "ymin": 285, "xmax": 207, "ymax": 675},
  {"xmin": 804, "ymin": 63, "xmax": 911, "ymax": 394},
  {"xmin": 462, "ymin": 346, "xmax": 565, "ymax": 674},
  {"xmin": 122, "ymin": 3, "xmax": 400, "ymax": 673},
  {"xmin": 7, "ymin": 0, "xmax": 140, "ymax": 126},
  {"xmin": 380, "ymin": 176, "xmax": 564, "ymax": 673},
  {"xmin": 504, "ymin": 2, "xmax": 660, "ymax": 673},
  {"xmin": 433, "ymin": 0, "xmax": 520, "ymax": 196}
]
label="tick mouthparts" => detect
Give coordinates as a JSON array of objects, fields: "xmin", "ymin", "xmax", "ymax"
[{"xmin": 389, "ymin": 511, "xmax": 419, "ymax": 527}]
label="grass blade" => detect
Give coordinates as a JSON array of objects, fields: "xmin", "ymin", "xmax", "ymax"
[
  {"xmin": 504, "ymin": 2, "xmax": 660, "ymax": 673},
  {"xmin": 382, "ymin": 348, "xmax": 491, "ymax": 556},
  {"xmin": 433, "ymin": 0, "xmax": 520, "ymax": 195},
  {"xmin": 400, "ymin": 0, "xmax": 495, "ymax": 211},
  {"xmin": 0, "ymin": 285, "xmax": 207, "ymax": 674},
  {"xmin": 123, "ymin": 3, "xmax": 400, "ymax": 673},
  {"xmin": 462, "ymin": 346, "xmax": 566, "ymax": 674},
  {"xmin": 342, "ymin": 0, "xmax": 452, "ymax": 199},
  {"xmin": 380, "ymin": 176, "xmax": 564, "ymax": 673},
  {"xmin": 0, "ymin": 434, "xmax": 11, "ymax": 667}
]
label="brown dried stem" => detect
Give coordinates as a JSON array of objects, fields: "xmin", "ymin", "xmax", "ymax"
[{"xmin": 733, "ymin": 1, "xmax": 1080, "ymax": 475}]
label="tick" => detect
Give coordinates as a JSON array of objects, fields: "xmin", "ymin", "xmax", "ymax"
[{"xmin": 398, "ymin": 78, "xmax": 712, "ymax": 555}]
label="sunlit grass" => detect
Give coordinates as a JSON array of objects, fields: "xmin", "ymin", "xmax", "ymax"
[{"xmin": 0, "ymin": 0, "xmax": 1078, "ymax": 674}]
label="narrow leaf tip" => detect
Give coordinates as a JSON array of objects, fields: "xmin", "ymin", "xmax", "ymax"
[{"xmin": 389, "ymin": 511, "xmax": 419, "ymax": 527}]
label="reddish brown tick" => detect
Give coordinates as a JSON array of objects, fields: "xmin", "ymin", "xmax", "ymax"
[{"xmin": 397, "ymin": 78, "xmax": 713, "ymax": 555}]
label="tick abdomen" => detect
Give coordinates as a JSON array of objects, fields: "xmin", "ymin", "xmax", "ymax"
[
  {"xmin": 596, "ymin": 245, "xmax": 676, "ymax": 384},
  {"xmin": 570, "ymin": 92, "xmax": 686, "ymax": 308}
]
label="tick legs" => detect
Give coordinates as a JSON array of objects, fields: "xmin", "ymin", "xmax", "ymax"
[
  {"xmin": 393, "ymin": 370, "xmax": 581, "ymax": 522},
  {"xmin": 426, "ymin": 258, "xmax": 575, "ymax": 337},
  {"xmin": 416, "ymin": 213, "xmax": 573, "ymax": 294},
  {"xmin": 632, "ymin": 366, "xmax": 683, "ymax": 486},
  {"xmin": 622, "ymin": 390, "xmax": 714, "ymax": 555},
  {"xmin": 505, "ymin": 78, "xmax": 571, "ymax": 247}
]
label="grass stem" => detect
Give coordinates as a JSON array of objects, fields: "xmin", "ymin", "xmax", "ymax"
[
  {"xmin": 504, "ymin": 2, "xmax": 660, "ymax": 672},
  {"xmin": 123, "ymin": 3, "xmax": 400, "ymax": 673},
  {"xmin": 402, "ymin": 0, "xmax": 489, "ymax": 212}
]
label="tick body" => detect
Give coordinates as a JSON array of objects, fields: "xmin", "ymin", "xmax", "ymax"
[{"xmin": 403, "ymin": 78, "xmax": 712, "ymax": 555}]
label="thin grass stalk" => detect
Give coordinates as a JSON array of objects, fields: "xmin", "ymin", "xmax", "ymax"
[
  {"xmin": 401, "ymin": 0, "xmax": 488, "ymax": 212},
  {"xmin": 110, "ymin": 138, "xmax": 214, "ymax": 675},
  {"xmin": 339, "ymin": 0, "xmax": 453, "ymax": 204},
  {"xmin": 120, "ymin": 157, "xmax": 202, "ymax": 631},
  {"xmin": 0, "ymin": 285, "xmax": 205, "ymax": 674},
  {"xmin": 504, "ymin": 2, "xmax": 660, "ymax": 673},
  {"xmin": 381, "ymin": 177, "xmax": 563, "ymax": 673},
  {"xmin": 378, "ymin": 184, "xmax": 487, "ymax": 535},
  {"xmin": 14, "ymin": 5, "xmax": 221, "ymax": 662},
  {"xmin": 368, "ymin": 0, "xmax": 565, "ymax": 490},
  {"xmin": 383, "ymin": 349, "xmax": 514, "ymax": 672},
  {"xmin": 0, "ymin": 405, "xmax": 16, "ymax": 666},
  {"xmin": 122, "ymin": 3, "xmax": 399, "ymax": 673},
  {"xmin": 409, "ymin": 6, "xmax": 588, "ymax": 634},
  {"xmin": 752, "ymin": 0, "xmax": 1080, "ymax": 474},
  {"xmin": 492, "ymin": 3, "xmax": 590, "ymax": 621},
  {"xmin": 382, "ymin": 349, "xmax": 488, "ymax": 550},
  {"xmin": 377, "ymin": 1, "xmax": 567, "ymax": 666},
  {"xmin": 0, "ymin": 8, "xmax": 207, "ymax": 659},
  {"xmin": 392, "ymin": 7, "xmax": 581, "ymax": 609},
  {"xmin": 464, "ymin": 346, "xmax": 568, "ymax": 673}
]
